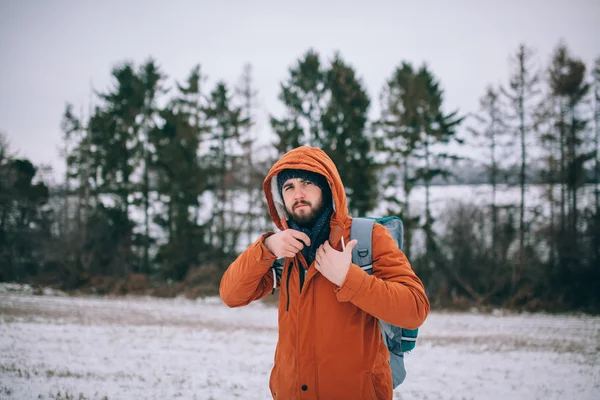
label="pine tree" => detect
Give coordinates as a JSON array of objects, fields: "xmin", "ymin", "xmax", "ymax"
[
  {"xmin": 379, "ymin": 62, "xmax": 462, "ymax": 261},
  {"xmin": 150, "ymin": 65, "xmax": 209, "ymax": 279},
  {"xmin": 501, "ymin": 44, "xmax": 541, "ymax": 294},
  {"xmin": 411, "ymin": 66, "xmax": 463, "ymax": 266},
  {"xmin": 548, "ymin": 45, "xmax": 591, "ymax": 280},
  {"xmin": 271, "ymin": 49, "xmax": 326, "ymax": 153},
  {"xmin": 321, "ymin": 53, "xmax": 375, "ymax": 215},
  {"xmin": 235, "ymin": 64, "xmax": 264, "ymax": 246},
  {"xmin": 137, "ymin": 59, "xmax": 166, "ymax": 274},
  {"xmin": 469, "ymin": 86, "xmax": 507, "ymax": 261},
  {"xmin": 0, "ymin": 137, "xmax": 50, "ymax": 281},
  {"xmin": 88, "ymin": 62, "xmax": 145, "ymax": 275},
  {"xmin": 60, "ymin": 104, "xmax": 91, "ymax": 281},
  {"xmin": 536, "ymin": 89, "xmax": 561, "ymax": 272},
  {"xmin": 205, "ymin": 82, "xmax": 248, "ymax": 265},
  {"xmin": 591, "ymin": 57, "xmax": 600, "ymax": 266},
  {"xmin": 378, "ymin": 62, "xmax": 421, "ymax": 258},
  {"xmin": 273, "ymin": 50, "xmax": 377, "ymax": 214}
]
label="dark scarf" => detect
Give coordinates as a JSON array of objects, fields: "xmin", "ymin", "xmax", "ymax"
[
  {"xmin": 288, "ymin": 201, "xmax": 333, "ymax": 291},
  {"xmin": 277, "ymin": 168, "xmax": 334, "ymax": 289},
  {"xmin": 288, "ymin": 202, "xmax": 333, "ymax": 268},
  {"xmin": 287, "ymin": 201, "xmax": 333, "ymax": 290},
  {"xmin": 288, "ymin": 202, "xmax": 333, "ymax": 291}
]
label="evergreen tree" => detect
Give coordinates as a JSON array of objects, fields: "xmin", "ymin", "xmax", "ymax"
[
  {"xmin": 378, "ymin": 62, "xmax": 463, "ymax": 262},
  {"xmin": 592, "ymin": 57, "xmax": 600, "ymax": 268},
  {"xmin": 88, "ymin": 62, "xmax": 145, "ymax": 274},
  {"xmin": 271, "ymin": 49, "xmax": 326, "ymax": 153},
  {"xmin": 411, "ymin": 66, "xmax": 463, "ymax": 268},
  {"xmin": 547, "ymin": 44, "xmax": 591, "ymax": 292},
  {"xmin": 205, "ymin": 81, "xmax": 248, "ymax": 265},
  {"xmin": 378, "ymin": 62, "xmax": 421, "ymax": 258},
  {"xmin": 469, "ymin": 86, "xmax": 507, "ymax": 262},
  {"xmin": 321, "ymin": 53, "xmax": 375, "ymax": 215},
  {"xmin": 535, "ymin": 89, "xmax": 561, "ymax": 272},
  {"xmin": 150, "ymin": 65, "xmax": 208, "ymax": 279},
  {"xmin": 0, "ymin": 135, "xmax": 50, "ymax": 281},
  {"xmin": 273, "ymin": 50, "xmax": 377, "ymax": 214},
  {"xmin": 235, "ymin": 64, "xmax": 264, "ymax": 245},
  {"xmin": 501, "ymin": 44, "xmax": 541, "ymax": 294},
  {"xmin": 137, "ymin": 59, "xmax": 166, "ymax": 274}
]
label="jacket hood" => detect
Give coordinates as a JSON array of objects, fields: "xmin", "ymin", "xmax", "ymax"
[{"xmin": 263, "ymin": 146, "xmax": 349, "ymax": 231}]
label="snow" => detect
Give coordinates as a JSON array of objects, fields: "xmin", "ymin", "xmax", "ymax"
[{"xmin": 1, "ymin": 292, "xmax": 599, "ymax": 399}]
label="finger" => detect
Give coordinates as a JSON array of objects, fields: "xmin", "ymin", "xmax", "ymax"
[
  {"xmin": 289, "ymin": 230, "xmax": 311, "ymax": 247},
  {"xmin": 284, "ymin": 244, "xmax": 301, "ymax": 255},
  {"xmin": 315, "ymin": 251, "xmax": 323, "ymax": 265},
  {"xmin": 286, "ymin": 239, "xmax": 303, "ymax": 252},
  {"xmin": 317, "ymin": 249, "xmax": 329, "ymax": 266},
  {"xmin": 323, "ymin": 240, "xmax": 332, "ymax": 254},
  {"xmin": 346, "ymin": 239, "xmax": 359, "ymax": 253}
]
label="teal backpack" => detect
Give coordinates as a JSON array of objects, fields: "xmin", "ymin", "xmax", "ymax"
[
  {"xmin": 350, "ymin": 216, "xmax": 418, "ymax": 388},
  {"xmin": 271, "ymin": 216, "xmax": 418, "ymax": 388}
]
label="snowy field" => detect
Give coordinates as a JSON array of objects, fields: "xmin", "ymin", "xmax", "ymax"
[{"xmin": 1, "ymin": 291, "xmax": 599, "ymax": 400}]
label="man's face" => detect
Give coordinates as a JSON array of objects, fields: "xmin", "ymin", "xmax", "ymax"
[{"xmin": 281, "ymin": 177, "xmax": 324, "ymax": 228}]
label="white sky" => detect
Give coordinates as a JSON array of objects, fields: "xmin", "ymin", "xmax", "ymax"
[{"xmin": 1, "ymin": 0, "xmax": 598, "ymax": 182}]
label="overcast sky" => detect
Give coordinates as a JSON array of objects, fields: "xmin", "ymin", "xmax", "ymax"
[{"xmin": 1, "ymin": 0, "xmax": 598, "ymax": 182}]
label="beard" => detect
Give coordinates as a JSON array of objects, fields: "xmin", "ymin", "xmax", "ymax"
[{"xmin": 286, "ymin": 197, "xmax": 325, "ymax": 228}]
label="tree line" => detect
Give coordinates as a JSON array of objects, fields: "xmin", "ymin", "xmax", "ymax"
[{"xmin": 1, "ymin": 42, "xmax": 599, "ymax": 312}]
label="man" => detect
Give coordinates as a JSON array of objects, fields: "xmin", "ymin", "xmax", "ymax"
[{"xmin": 220, "ymin": 146, "xmax": 429, "ymax": 399}]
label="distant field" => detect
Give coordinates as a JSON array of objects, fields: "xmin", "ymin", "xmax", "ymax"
[{"xmin": 1, "ymin": 291, "xmax": 599, "ymax": 399}]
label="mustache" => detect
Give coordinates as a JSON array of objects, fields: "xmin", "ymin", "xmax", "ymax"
[{"xmin": 293, "ymin": 200, "xmax": 311, "ymax": 209}]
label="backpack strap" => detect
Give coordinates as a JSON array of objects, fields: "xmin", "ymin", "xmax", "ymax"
[{"xmin": 350, "ymin": 217, "xmax": 375, "ymax": 273}]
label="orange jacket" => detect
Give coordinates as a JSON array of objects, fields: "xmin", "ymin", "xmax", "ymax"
[{"xmin": 220, "ymin": 146, "xmax": 430, "ymax": 399}]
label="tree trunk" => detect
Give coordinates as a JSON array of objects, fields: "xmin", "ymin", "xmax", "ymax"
[
  {"xmin": 517, "ymin": 85, "xmax": 526, "ymax": 295},
  {"xmin": 595, "ymin": 83, "xmax": 600, "ymax": 266},
  {"xmin": 559, "ymin": 103, "xmax": 567, "ymax": 263},
  {"xmin": 220, "ymin": 129, "xmax": 226, "ymax": 258},
  {"xmin": 425, "ymin": 136, "xmax": 432, "ymax": 229},
  {"xmin": 569, "ymin": 103, "xmax": 578, "ymax": 265},
  {"xmin": 491, "ymin": 117, "xmax": 498, "ymax": 259},
  {"xmin": 143, "ymin": 150, "xmax": 150, "ymax": 274},
  {"xmin": 403, "ymin": 157, "xmax": 412, "ymax": 259}
]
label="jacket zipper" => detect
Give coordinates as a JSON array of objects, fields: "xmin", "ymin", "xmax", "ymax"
[{"xmin": 286, "ymin": 255, "xmax": 310, "ymax": 312}]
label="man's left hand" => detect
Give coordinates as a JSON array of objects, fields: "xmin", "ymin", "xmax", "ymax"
[{"xmin": 315, "ymin": 239, "xmax": 358, "ymax": 287}]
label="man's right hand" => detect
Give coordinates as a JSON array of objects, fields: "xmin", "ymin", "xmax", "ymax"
[{"xmin": 263, "ymin": 230, "xmax": 311, "ymax": 258}]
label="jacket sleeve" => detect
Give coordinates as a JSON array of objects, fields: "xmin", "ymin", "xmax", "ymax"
[
  {"xmin": 219, "ymin": 233, "xmax": 278, "ymax": 307},
  {"xmin": 334, "ymin": 223, "xmax": 430, "ymax": 329}
]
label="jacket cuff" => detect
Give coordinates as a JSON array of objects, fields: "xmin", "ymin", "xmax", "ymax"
[
  {"xmin": 335, "ymin": 264, "xmax": 366, "ymax": 302},
  {"xmin": 252, "ymin": 233, "xmax": 277, "ymax": 265}
]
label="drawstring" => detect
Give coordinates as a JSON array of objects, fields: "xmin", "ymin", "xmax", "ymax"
[
  {"xmin": 271, "ymin": 267, "xmax": 277, "ymax": 295},
  {"xmin": 285, "ymin": 261, "xmax": 293, "ymax": 311}
]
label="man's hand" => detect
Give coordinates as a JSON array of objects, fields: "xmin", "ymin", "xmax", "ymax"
[
  {"xmin": 264, "ymin": 230, "xmax": 311, "ymax": 259},
  {"xmin": 315, "ymin": 239, "xmax": 358, "ymax": 287}
]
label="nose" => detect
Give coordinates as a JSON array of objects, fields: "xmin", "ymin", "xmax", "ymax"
[{"xmin": 293, "ymin": 186, "xmax": 306, "ymax": 200}]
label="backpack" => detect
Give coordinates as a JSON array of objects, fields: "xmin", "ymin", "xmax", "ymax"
[
  {"xmin": 270, "ymin": 216, "xmax": 418, "ymax": 388},
  {"xmin": 350, "ymin": 216, "xmax": 418, "ymax": 388}
]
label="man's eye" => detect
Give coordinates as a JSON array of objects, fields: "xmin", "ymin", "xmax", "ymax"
[{"xmin": 303, "ymin": 181, "xmax": 312, "ymax": 186}]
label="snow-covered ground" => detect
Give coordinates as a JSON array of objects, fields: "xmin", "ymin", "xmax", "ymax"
[{"xmin": 1, "ymin": 292, "xmax": 599, "ymax": 400}]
